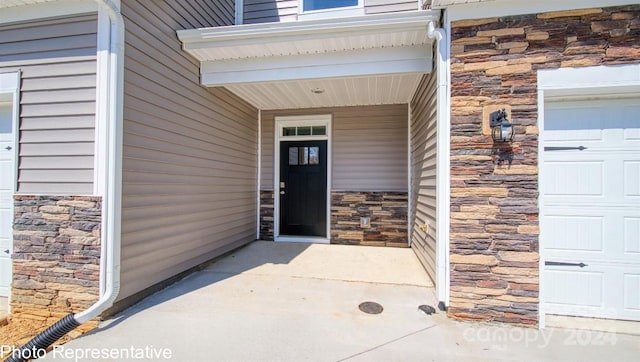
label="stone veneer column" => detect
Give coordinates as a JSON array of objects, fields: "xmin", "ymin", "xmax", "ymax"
[
  {"xmin": 259, "ymin": 191, "xmax": 274, "ymax": 241},
  {"xmin": 449, "ymin": 5, "xmax": 639, "ymax": 326},
  {"xmin": 11, "ymin": 196, "xmax": 101, "ymax": 333}
]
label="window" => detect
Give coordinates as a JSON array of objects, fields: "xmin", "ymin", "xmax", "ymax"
[
  {"xmin": 282, "ymin": 125, "xmax": 326, "ymax": 137},
  {"xmin": 303, "ymin": 0, "xmax": 358, "ymax": 12}
]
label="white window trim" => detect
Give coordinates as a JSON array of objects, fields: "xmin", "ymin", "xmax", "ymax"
[
  {"xmin": 536, "ymin": 63, "xmax": 640, "ymax": 329},
  {"xmin": 298, "ymin": 0, "xmax": 364, "ymax": 20},
  {"xmin": 274, "ymin": 115, "xmax": 332, "ymax": 244}
]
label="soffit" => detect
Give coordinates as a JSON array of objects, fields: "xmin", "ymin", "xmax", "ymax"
[{"xmin": 178, "ymin": 10, "xmax": 439, "ymax": 110}]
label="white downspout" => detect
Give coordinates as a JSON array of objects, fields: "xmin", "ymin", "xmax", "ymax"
[
  {"xmin": 235, "ymin": 0, "xmax": 244, "ymax": 25},
  {"xmin": 75, "ymin": 0, "xmax": 124, "ymax": 323},
  {"xmin": 7, "ymin": 2, "xmax": 123, "ymax": 360},
  {"xmin": 427, "ymin": 19, "xmax": 451, "ymax": 309},
  {"xmin": 256, "ymin": 110, "xmax": 261, "ymax": 240}
]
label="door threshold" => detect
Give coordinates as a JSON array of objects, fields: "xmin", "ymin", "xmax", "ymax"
[{"xmin": 275, "ymin": 236, "xmax": 330, "ymax": 244}]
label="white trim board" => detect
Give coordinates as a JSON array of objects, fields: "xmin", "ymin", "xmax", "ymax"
[
  {"xmin": 538, "ymin": 64, "xmax": 640, "ymax": 99},
  {"xmin": 446, "ymin": 0, "xmax": 639, "ymax": 21},
  {"xmin": 0, "ymin": 71, "xmax": 20, "ymax": 304},
  {"xmin": 201, "ymin": 46, "xmax": 432, "ymax": 86},
  {"xmin": 274, "ymin": 115, "xmax": 332, "ymax": 244}
]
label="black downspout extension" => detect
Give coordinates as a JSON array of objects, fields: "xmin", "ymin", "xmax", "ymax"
[{"xmin": 5, "ymin": 314, "xmax": 80, "ymax": 362}]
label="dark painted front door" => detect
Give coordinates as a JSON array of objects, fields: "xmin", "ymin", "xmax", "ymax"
[{"xmin": 279, "ymin": 140, "xmax": 327, "ymax": 237}]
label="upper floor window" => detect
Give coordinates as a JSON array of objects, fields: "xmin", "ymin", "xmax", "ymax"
[{"xmin": 303, "ymin": 0, "xmax": 358, "ymax": 12}]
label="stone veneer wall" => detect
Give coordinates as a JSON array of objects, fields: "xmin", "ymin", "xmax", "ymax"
[
  {"xmin": 259, "ymin": 191, "xmax": 274, "ymax": 241},
  {"xmin": 331, "ymin": 192, "xmax": 408, "ymax": 247},
  {"xmin": 12, "ymin": 196, "xmax": 101, "ymax": 333},
  {"xmin": 449, "ymin": 5, "xmax": 639, "ymax": 326},
  {"xmin": 260, "ymin": 191, "xmax": 408, "ymax": 246}
]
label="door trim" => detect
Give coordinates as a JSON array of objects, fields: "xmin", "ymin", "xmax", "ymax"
[
  {"xmin": 0, "ymin": 71, "xmax": 20, "ymax": 303},
  {"xmin": 274, "ymin": 115, "xmax": 332, "ymax": 243}
]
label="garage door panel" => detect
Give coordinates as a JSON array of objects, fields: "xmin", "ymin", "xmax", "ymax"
[
  {"xmin": 623, "ymin": 161, "xmax": 640, "ymax": 197},
  {"xmin": 543, "ymin": 161, "xmax": 603, "ymax": 196},
  {"xmin": 624, "ymin": 274, "xmax": 640, "ymax": 312},
  {"xmin": 545, "ymin": 269, "xmax": 603, "ymax": 307},
  {"xmin": 624, "ymin": 217, "xmax": 640, "ymax": 254},
  {"xmin": 624, "ymin": 128, "xmax": 640, "ymax": 141},
  {"xmin": 545, "ymin": 265, "xmax": 640, "ymax": 320},
  {"xmin": 544, "ymin": 215, "xmax": 603, "ymax": 252},
  {"xmin": 544, "ymin": 206, "xmax": 639, "ymax": 262}
]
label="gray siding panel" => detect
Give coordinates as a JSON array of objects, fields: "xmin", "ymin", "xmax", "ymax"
[
  {"xmin": 409, "ymin": 71, "xmax": 437, "ymax": 284},
  {"xmin": 120, "ymin": 0, "xmax": 258, "ymax": 301},
  {"xmin": 261, "ymin": 105, "xmax": 407, "ymax": 192},
  {"xmin": 365, "ymin": 0, "xmax": 418, "ymax": 14},
  {"xmin": 244, "ymin": 0, "xmax": 298, "ymax": 24},
  {"xmin": 0, "ymin": 15, "xmax": 98, "ymax": 195}
]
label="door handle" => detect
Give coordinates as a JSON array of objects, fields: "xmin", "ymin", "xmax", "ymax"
[
  {"xmin": 280, "ymin": 191, "xmax": 285, "ymax": 195},
  {"xmin": 545, "ymin": 261, "xmax": 587, "ymax": 267},
  {"xmin": 3, "ymin": 249, "xmax": 8, "ymax": 254},
  {"xmin": 544, "ymin": 146, "xmax": 587, "ymax": 151},
  {"xmin": 4, "ymin": 146, "xmax": 11, "ymax": 151}
]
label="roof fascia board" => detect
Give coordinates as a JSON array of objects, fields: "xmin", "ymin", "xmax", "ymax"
[
  {"xmin": 178, "ymin": 10, "xmax": 439, "ymax": 48},
  {"xmin": 0, "ymin": 0, "xmax": 98, "ymax": 24},
  {"xmin": 446, "ymin": 0, "xmax": 640, "ymax": 21},
  {"xmin": 201, "ymin": 46, "xmax": 432, "ymax": 86}
]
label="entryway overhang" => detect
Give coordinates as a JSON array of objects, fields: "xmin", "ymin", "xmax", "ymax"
[{"xmin": 177, "ymin": 10, "xmax": 440, "ymax": 110}]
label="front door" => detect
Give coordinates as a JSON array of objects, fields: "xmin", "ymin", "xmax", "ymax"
[
  {"xmin": 0, "ymin": 101, "xmax": 15, "ymax": 297},
  {"xmin": 279, "ymin": 141, "xmax": 327, "ymax": 237}
]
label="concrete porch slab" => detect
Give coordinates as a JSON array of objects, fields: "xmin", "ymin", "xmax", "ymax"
[
  {"xmin": 207, "ymin": 241, "xmax": 434, "ymax": 287},
  {"xmin": 37, "ymin": 241, "xmax": 639, "ymax": 362}
]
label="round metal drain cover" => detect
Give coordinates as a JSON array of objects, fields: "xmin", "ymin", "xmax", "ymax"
[{"xmin": 359, "ymin": 301, "xmax": 383, "ymax": 315}]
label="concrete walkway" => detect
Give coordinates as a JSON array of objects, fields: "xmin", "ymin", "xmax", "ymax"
[{"xmin": 42, "ymin": 241, "xmax": 639, "ymax": 361}]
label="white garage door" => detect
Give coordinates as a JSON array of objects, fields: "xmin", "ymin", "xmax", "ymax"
[{"xmin": 542, "ymin": 98, "xmax": 640, "ymax": 321}]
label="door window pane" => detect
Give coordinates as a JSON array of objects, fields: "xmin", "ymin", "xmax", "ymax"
[
  {"xmin": 309, "ymin": 147, "xmax": 319, "ymax": 165},
  {"xmin": 312, "ymin": 126, "xmax": 326, "ymax": 136},
  {"xmin": 288, "ymin": 147, "xmax": 298, "ymax": 165},
  {"xmin": 297, "ymin": 126, "xmax": 311, "ymax": 136},
  {"xmin": 283, "ymin": 127, "xmax": 297, "ymax": 136}
]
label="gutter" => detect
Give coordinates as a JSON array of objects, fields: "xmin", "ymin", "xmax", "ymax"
[
  {"xmin": 427, "ymin": 19, "xmax": 451, "ymax": 310},
  {"xmin": 7, "ymin": 1, "xmax": 123, "ymax": 360}
]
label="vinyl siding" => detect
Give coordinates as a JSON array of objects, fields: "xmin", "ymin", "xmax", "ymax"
[
  {"xmin": 244, "ymin": 0, "xmax": 298, "ymax": 24},
  {"xmin": 243, "ymin": 0, "xmax": 419, "ymax": 24},
  {"xmin": 409, "ymin": 71, "xmax": 437, "ymax": 283},
  {"xmin": 0, "ymin": 15, "xmax": 98, "ymax": 195},
  {"xmin": 261, "ymin": 105, "xmax": 408, "ymax": 192},
  {"xmin": 365, "ymin": 0, "xmax": 418, "ymax": 14},
  {"xmin": 119, "ymin": 0, "xmax": 258, "ymax": 300}
]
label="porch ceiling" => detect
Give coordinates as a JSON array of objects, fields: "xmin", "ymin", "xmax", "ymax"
[{"xmin": 178, "ymin": 10, "xmax": 440, "ymax": 110}]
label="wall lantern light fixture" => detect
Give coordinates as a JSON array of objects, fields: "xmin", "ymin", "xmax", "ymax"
[{"xmin": 490, "ymin": 108, "xmax": 515, "ymax": 142}]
